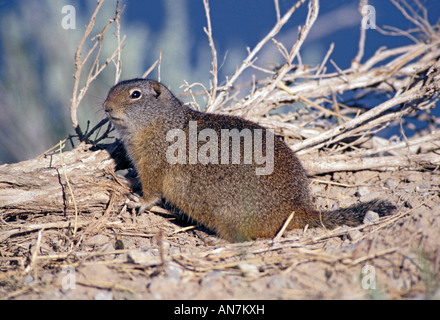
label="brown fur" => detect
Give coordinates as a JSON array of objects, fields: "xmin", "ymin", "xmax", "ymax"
[{"xmin": 103, "ymin": 79, "xmax": 396, "ymax": 242}]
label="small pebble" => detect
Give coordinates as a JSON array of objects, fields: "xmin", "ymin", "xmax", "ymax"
[
  {"xmin": 94, "ymin": 291, "xmax": 113, "ymax": 300},
  {"xmin": 23, "ymin": 274, "xmax": 34, "ymax": 285},
  {"xmin": 238, "ymin": 263, "xmax": 259, "ymax": 278},
  {"xmin": 385, "ymin": 179, "xmax": 398, "ymax": 189},
  {"xmin": 363, "ymin": 210, "xmax": 380, "ymax": 224},
  {"xmin": 348, "ymin": 229, "xmax": 363, "ymax": 241},
  {"xmin": 85, "ymin": 234, "xmax": 109, "ymax": 247},
  {"xmin": 357, "ymin": 186, "xmax": 370, "ymax": 197},
  {"xmin": 127, "ymin": 250, "xmax": 161, "ymax": 266},
  {"xmin": 165, "ymin": 264, "xmax": 183, "ymax": 283}
]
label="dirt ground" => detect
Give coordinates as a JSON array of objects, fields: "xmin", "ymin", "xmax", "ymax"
[{"xmin": 1, "ymin": 167, "xmax": 439, "ymax": 300}]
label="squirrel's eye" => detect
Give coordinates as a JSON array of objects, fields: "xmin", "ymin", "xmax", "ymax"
[{"xmin": 129, "ymin": 90, "xmax": 142, "ymax": 99}]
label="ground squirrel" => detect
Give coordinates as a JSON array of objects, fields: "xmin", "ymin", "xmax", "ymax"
[{"xmin": 103, "ymin": 78, "xmax": 396, "ymax": 242}]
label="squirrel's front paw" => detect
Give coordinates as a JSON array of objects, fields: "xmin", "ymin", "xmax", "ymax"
[{"xmin": 125, "ymin": 193, "xmax": 159, "ymax": 215}]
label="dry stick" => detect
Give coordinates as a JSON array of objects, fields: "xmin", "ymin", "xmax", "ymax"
[
  {"xmin": 0, "ymin": 221, "xmax": 90, "ymax": 243},
  {"xmin": 37, "ymin": 139, "xmax": 67, "ymax": 158},
  {"xmin": 84, "ymin": 32, "xmax": 126, "ymax": 94},
  {"xmin": 306, "ymin": 97, "xmax": 438, "ymax": 158},
  {"xmin": 277, "ymin": 82, "xmax": 350, "ymax": 121},
  {"xmin": 81, "ymin": 118, "xmax": 110, "ymax": 143},
  {"xmin": 352, "ymin": 0, "xmax": 369, "ymax": 69},
  {"xmin": 157, "ymin": 230, "xmax": 166, "ymax": 273},
  {"xmin": 203, "ymin": 0, "xmax": 219, "ymax": 112},
  {"xmin": 329, "ymin": 59, "xmax": 349, "ymax": 83},
  {"xmin": 113, "ymin": 0, "xmax": 125, "ymax": 84},
  {"xmin": 347, "ymin": 248, "xmax": 398, "ymax": 266},
  {"xmin": 412, "ymin": 0, "xmax": 430, "ymax": 30},
  {"xmin": 305, "ymin": 153, "xmax": 440, "ymax": 176},
  {"xmin": 270, "ymin": 41, "xmax": 439, "ymax": 110},
  {"xmin": 75, "ymin": 280, "xmax": 135, "ymax": 293},
  {"xmin": 272, "ymin": 38, "xmax": 290, "ymax": 62},
  {"xmin": 142, "ymin": 59, "xmax": 159, "ymax": 79},
  {"xmin": 82, "ymin": 193, "xmax": 115, "ymax": 236},
  {"xmin": 360, "ymin": 42, "xmax": 425, "ymax": 72},
  {"xmin": 390, "ymin": 0, "xmax": 436, "ymax": 38},
  {"xmin": 172, "ymin": 254, "xmax": 263, "ymax": 273},
  {"xmin": 316, "ymin": 42, "xmax": 334, "ymax": 76},
  {"xmin": 210, "ymin": 0, "xmax": 309, "ymax": 111},
  {"xmin": 291, "ymin": 84, "xmax": 424, "ymax": 154},
  {"xmin": 59, "ymin": 141, "xmax": 78, "ymax": 236},
  {"xmin": 66, "ymin": 249, "xmax": 129, "ymax": 263},
  {"xmin": 70, "ymin": 0, "xmax": 126, "ymax": 139},
  {"xmin": 311, "ymin": 179, "xmax": 366, "ymax": 188},
  {"xmin": 243, "ymin": 0, "xmax": 320, "ymax": 116},
  {"xmin": 157, "ymin": 50, "xmax": 162, "ymax": 82},
  {"xmin": 274, "ymin": 211, "xmax": 295, "ymax": 241},
  {"xmin": 227, "ymin": 41, "xmax": 438, "ymax": 121},
  {"xmin": 362, "ymin": 130, "xmax": 440, "ymax": 156},
  {"xmin": 181, "ymin": 80, "xmax": 203, "ymax": 111},
  {"xmin": 297, "ymin": 247, "xmax": 397, "ymax": 266},
  {"xmin": 332, "ymin": 91, "xmax": 342, "ymax": 126},
  {"xmin": 181, "ymin": 80, "xmax": 211, "ymax": 111},
  {"xmin": 70, "ymin": 0, "xmax": 105, "ymax": 137},
  {"xmin": 174, "ymin": 244, "xmax": 397, "ymax": 273},
  {"xmin": 274, "ymin": 0, "xmax": 281, "ymax": 22},
  {"xmin": 376, "ymin": 24, "xmax": 420, "ymax": 44},
  {"xmin": 24, "ymin": 229, "xmax": 43, "ymax": 273},
  {"xmin": 171, "ymin": 225, "xmax": 197, "ymax": 235}
]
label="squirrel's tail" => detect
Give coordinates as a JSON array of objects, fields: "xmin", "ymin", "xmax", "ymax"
[{"xmin": 318, "ymin": 199, "xmax": 396, "ymax": 229}]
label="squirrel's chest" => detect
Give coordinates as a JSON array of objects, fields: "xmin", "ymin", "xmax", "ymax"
[{"xmin": 125, "ymin": 126, "xmax": 169, "ymax": 169}]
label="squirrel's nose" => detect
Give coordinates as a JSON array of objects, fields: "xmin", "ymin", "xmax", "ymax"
[{"xmin": 103, "ymin": 100, "xmax": 114, "ymax": 113}]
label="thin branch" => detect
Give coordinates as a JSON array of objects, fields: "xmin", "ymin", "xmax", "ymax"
[
  {"xmin": 274, "ymin": 0, "xmax": 281, "ymax": 22},
  {"xmin": 69, "ymin": 0, "xmax": 126, "ymax": 141},
  {"xmin": 240, "ymin": 0, "xmax": 320, "ymax": 117},
  {"xmin": 59, "ymin": 140, "xmax": 78, "ymax": 236},
  {"xmin": 316, "ymin": 42, "xmax": 334, "ymax": 76},
  {"xmin": 142, "ymin": 59, "xmax": 159, "ymax": 79},
  {"xmin": 209, "ymin": 0, "xmax": 309, "ymax": 111},
  {"xmin": 70, "ymin": 0, "xmax": 106, "ymax": 138},
  {"xmin": 158, "ymin": 50, "xmax": 162, "ymax": 82},
  {"xmin": 352, "ymin": 0, "xmax": 368, "ymax": 69},
  {"xmin": 203, "ymin": 0, "xmax": 219, "ymax": 112},
  {"xmin": 292, "ymin": 83, "xmax": 428, "ymax": 154},
  {"xmin": 113, "ymin": 0, "xmax": 125, "ymax": 84}
]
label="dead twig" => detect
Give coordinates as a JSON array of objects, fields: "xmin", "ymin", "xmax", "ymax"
[
  {"xmin": 274, "ymin": 211, "xmax": 295, "ymax": 241},
  {"xmin": 59, "ymin": 140, "xmax": 78, "ymax": 236},
  {"xmin": 69, "ymin": 0, "xmax": 126, "ymax": 141},
  {"xmin": 203, "ymin": 0, "xmax": 219, "ymax": 112}
]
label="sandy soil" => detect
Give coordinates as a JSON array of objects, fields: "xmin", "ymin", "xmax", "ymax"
[{"xmin": 1, "ymin": 167, "xmax": 439, "ymax": 300}]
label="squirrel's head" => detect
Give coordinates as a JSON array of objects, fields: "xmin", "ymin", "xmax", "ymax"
[{"xmin": 103, "ymin": 78, "xmax": 180, "ymax": 133}]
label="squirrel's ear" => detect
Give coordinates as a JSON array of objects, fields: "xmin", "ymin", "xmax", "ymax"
[{"xmin": 151, "ymin": 81, "xmax": 161, "ymax": 98}]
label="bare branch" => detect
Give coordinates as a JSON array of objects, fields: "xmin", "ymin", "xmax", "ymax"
[
  {"xmin": 274, "ymin": 0, "xmax": 281, "ymax": 22},
  {"xmin": 70, "ymin": 0, "xmax": 105, "ymax": 138},
  {"xmin": 203, "ymin": 0, "xmax": 219, "ymax": 112},
  {"xmin": 69, "ymin": 0, "xmax": 126, "ymax": 141},
  {"xmin": 142, "ymin": 60, "xmax": 159, "ymax": 79},
  {"xmin": 352, "ymin": 0, "xmax": 368, "ymax": 69},
  {"xmin": 209, "ymin": 0, "xmax": 309, "ymax": 112},
  {"xmin": 237, "ymin": 0, "xmax": 320, "ymax": 117},
  {"xmin": 113, "ymin": 0, "xmax": 126, "ymax": 84}
]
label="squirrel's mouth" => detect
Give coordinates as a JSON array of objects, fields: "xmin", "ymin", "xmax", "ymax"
[
  {"xmin": 105, "ymin": 113, "xmax": 122, "ymax": 123},
  {"xmin": 106, "ymin": 115, "xmax": 126, "ymax": 127}
]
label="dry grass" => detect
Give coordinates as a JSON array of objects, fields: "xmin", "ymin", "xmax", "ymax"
[{"xmin": 1, "ymin": 174, "xmax": 439, "ymax": 299}]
